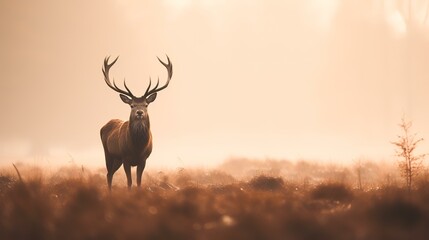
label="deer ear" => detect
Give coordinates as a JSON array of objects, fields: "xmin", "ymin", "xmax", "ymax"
[
  {"xmin": 146, "ymin": 93, "xmax": 157, "ymax": 103},
  {"xmin": 120, "ymin": 94, "xmax": 132, "ymax": 104}
]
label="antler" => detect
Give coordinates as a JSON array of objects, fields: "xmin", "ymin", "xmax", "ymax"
[
  {"xmin": 103, "ymin": 56, "xmax": 136, "ymax": 98},
  {"xmin": 143, "ymin": 55, "xmax": 173, "ymax": 98}
]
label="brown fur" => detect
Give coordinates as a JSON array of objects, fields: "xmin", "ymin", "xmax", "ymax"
[
  {"xmin": 100, "ymin": 55, "xmax": 172, "ymax": 190},
  {"xmin": 100, "ymin": 117, "xmax": 153, "ymax": 190}
]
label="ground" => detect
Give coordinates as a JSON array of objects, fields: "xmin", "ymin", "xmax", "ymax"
[{"xmin": 0, "ymin": 161, "xmax": 429, "ymax": 240}]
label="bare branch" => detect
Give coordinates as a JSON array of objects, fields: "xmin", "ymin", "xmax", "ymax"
[{"xmin": 391, "ymin": 117, "xmax": 426, "ymax": 192}]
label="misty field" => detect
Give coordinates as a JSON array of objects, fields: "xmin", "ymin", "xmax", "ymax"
[{"xmin": 1, "ymin": 159, "xmax": 429, "ymax": 240}]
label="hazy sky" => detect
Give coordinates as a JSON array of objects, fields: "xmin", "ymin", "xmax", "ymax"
[{"xmin": 1, "ymin": 0, "xmax": 429, "ymax": 168}]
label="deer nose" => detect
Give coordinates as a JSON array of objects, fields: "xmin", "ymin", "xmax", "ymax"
[{"xmin": 136, "ymin": 110, "xmax": 143, "ymax": 116}]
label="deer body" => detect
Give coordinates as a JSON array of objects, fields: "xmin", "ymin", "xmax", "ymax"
[
  {"xmin": 101, "ymin": 119, "xmax": 152, "ymax": 165},
  {"xmin": 100, "ymin": 56, "xmax": 172, "ymax": 190}
]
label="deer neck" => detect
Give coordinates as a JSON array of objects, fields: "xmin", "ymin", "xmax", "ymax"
[{"xmin": 128, "ymin": 117, "xmax": 151, "ymax": 146}]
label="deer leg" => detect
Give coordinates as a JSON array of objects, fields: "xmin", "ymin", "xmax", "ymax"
[
  {"xmin": 107, "ymin": 159, "xmax": 122, "ymax": 191},
  {"xmin": 123, "ymin": 163, "xmax": 132, "ymax": 190},
  {"xmin": 136, "ymin": 160, "xmax": 147, "ymax": 188},
  {"xmin": 107, "ymin": 173, "xmax": 113, "ymax": 191},
  {"xmin": 104, "ymin": 150, "xmax": 114, "ymax": 191}
]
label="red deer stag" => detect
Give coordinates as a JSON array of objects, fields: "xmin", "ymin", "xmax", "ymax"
[{"xmin": 100, "ymin": 56, "xmax": 173, "ymax": 190}]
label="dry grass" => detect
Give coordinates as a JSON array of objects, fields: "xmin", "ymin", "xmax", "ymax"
[{"xmin": 0, "ymin": 162, "xmax": 429, "ymax": 240}]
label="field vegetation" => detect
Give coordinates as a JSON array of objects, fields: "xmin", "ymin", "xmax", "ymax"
[{"xmin": 1, "ymin": 159, "xmax": 429, "ymax": 240}]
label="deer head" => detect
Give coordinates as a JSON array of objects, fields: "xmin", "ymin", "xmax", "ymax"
[{"xmin": 102, "ymin": 56, "xmax": 173, "ymax": 122}]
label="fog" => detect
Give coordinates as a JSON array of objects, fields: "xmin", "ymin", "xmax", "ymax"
[{"xmin": 1, "ymin": 0, "xmax": 429, "ymax": 168}]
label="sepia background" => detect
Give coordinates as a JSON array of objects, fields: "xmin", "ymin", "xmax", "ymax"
[{"xmin": 1, "ymin": 0, "xmax": 429, "ymax": 168}]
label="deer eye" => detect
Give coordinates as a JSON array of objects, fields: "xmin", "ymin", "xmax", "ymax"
[{"xmin": 130, "ymin": 104, "xmax": 135, "ymax": 108}]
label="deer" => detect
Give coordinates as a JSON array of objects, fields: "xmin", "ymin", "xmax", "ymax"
[{"xmin": 100, "ymin": 55, "xmax": 173, "ymax": 191}]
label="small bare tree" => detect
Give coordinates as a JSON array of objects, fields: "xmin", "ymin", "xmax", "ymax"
[{"xmin": 391, "ymin": 118, "xmax": 426, "ymax": 192}]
